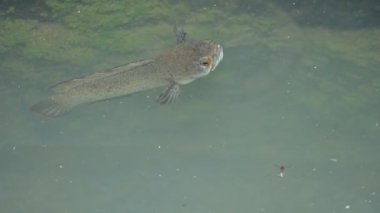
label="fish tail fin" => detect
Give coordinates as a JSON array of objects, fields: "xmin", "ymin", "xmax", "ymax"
[{"xmin": 29, "ymin": 98, "xmax": 71, "ymax": 118}]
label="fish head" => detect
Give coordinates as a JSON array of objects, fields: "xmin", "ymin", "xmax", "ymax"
[
  {"xmin": 193, "ymin": 40, "xmax": 223, "ymax": 72},
  {"xmin": 173, "ymin": 40, "xmax": 223, "ymax": 84}
]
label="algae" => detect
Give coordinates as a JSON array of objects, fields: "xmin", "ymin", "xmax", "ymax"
[
  {"xmin": 2, "ymin": 1, "xmax": 378, "ymax": 66},
  {"xmin": 0, "ymin": 19, "xmax": 38, "ymax": 54},
  {"xmin": 23, "ymin": 23, "xmax": 99, "ymax": 65},
  {"xmin": 46, "ymin": 0, "xmax": 178, "ymax": 31},
  {"xmin": 82, "ymin": 23, "xmax": 173, "ymax": 55}
]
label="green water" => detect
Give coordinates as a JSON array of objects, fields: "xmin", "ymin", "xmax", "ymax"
[{"xmin": 1, "ymin": 0, "xmax": 379, "ymax": 212}]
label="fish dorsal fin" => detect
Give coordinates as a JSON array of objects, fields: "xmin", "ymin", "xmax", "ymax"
[
  {"xmin": 175, "ymin": 26, "xmax": 186, "ymax": 44},
  {"xmin": 49, "ymin": 59, "xmax": 155, "ymax": 93}
]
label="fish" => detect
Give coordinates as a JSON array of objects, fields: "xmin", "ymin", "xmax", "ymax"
[{"xmin": 30, "ymin": 27, "xmax": 223, "ymax": 118}]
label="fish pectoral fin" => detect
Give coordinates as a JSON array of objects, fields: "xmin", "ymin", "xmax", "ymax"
[{"xmin": 155, "ymin": 82, "xmax": 181, "ymax": 104}]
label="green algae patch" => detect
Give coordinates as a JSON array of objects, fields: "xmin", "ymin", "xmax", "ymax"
[
  {"xmin": 47, "ymin": 0, "xmax": 175, "ymax": 31},
  {"xmin": 44, "ymin": 0, "xmax": 78, "ymax": 18},
  {"xmin": 0, "ymin": 19, "xmax": 38, "ymax": 54},
  {"xmin": 83, "ymin": 23, "xmax": 173, "ymax": 55},
  {"xmin": 184, "ymin": 5, "xmax": 302, "ymax": 52},
  {"xmin": 1, "ymin": 1, "xmax": 379, "ymax": 67},
  {"xmin": 23, "ymin": 23, "xmax": 98, "ymax": 65}
]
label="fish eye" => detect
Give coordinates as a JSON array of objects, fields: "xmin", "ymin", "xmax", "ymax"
[{"xmin": 200, "ymin": 57, "xmax": 212, "ymax": 67}]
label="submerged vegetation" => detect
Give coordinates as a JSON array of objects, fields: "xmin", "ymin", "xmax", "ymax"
[
  {"xmin": 1, "ymin": 0, "xmax": 378, "ymax": 65},
  {"xmin": 0, "ymin": 0, "xmax": 379, "ymax": 122}
]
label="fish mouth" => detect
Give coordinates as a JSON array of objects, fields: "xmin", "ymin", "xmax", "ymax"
[{"xmin": 211, "ymin": 44, "xmax": 223, "ymax": 71}]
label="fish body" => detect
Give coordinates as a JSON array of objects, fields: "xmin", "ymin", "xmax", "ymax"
[{"xmin": 30, "ymin": 28, "xmax": 223, "ymax": 117}]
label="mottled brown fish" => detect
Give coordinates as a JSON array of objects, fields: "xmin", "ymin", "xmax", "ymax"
[{"xmin": 30, "ymin": 28, "xmax": 223, "ymax": 118}]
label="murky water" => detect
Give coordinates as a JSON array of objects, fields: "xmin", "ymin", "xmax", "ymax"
[{"xmin": 1, "ymin": 1, "xmax": 379, "ymax": 213}]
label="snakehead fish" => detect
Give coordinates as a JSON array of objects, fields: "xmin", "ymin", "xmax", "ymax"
[{"xmin": 30, "ymin": 28, "xmax": 223, "ymax": 118}]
